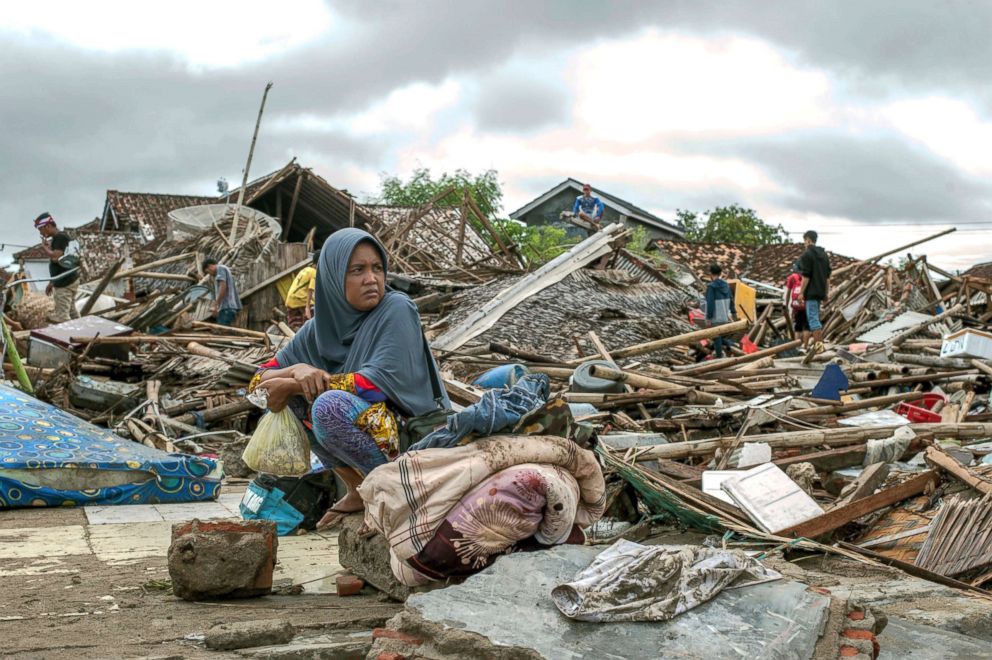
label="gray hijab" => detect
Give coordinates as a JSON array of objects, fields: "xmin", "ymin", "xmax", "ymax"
[{"xmin": 277, "ymin": 228, "xmax": 449, "ymax": 417}]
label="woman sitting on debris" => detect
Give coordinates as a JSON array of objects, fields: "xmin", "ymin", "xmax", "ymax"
[{"xmin": 249, "ymin": 228, "xmax": 449, "ymax": 529}]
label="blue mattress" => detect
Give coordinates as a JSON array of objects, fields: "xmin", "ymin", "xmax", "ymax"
[{"xmin": 0, "ymin": 385, "xmax": 222, "ymax": 508}]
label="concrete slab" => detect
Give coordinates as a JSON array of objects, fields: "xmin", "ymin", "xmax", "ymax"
[
  {"xmin": 275, "ymin": 531, "xmax": 342, "ymax": 595},
  {"xmin": 0, "ymin": 525, "xmax": 90, "ymax": 558},
  {"xmin": 88, "ymin": 521, "xmax": 172, "ymax": 563},
  {"xmin": 153, "ymin": 501, "xmax": 235, "ymax": 522},
  {"xmin": 85, "ymin": 504, "xmax": 164, "ymax": 525},
  {"xmin": 878, "ymin": 617, "xmax": 992, "ymax": 659},
  {"xmin": 406, "ymin": 545, "xmax": 831, "ymax": 659}
]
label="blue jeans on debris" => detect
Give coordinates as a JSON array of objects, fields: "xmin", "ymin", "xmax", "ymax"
[
  {"xmin": 805, "ymin": 300, "xmax": 822, "ymax": 332},
  {"xmin": 217, "ymin": 308, "xmax": 237, "ymax": 326}
]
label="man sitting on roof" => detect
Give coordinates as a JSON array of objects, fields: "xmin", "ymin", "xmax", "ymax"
[{"xmin": 572, "ymin": 183, "xmax": 605, "ymax": 228}]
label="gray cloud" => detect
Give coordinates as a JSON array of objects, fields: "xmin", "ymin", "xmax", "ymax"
[
  {"xmin": 472, "ymin": 75, "xmax": 568, "ymax": 132},
  {"xmin": 720, "ymin": 131, "xmax": 992, "ymax": 224},
  {"xmin": 3, "ymin": 0, "xmax": 992, "ymax": 254}
]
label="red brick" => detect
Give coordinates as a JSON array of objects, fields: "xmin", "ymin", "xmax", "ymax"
[
  {"xmin": 848, "ymin": 610, "xmax": 866, "ymax": 621},
  {"xmin": 807, "ymin": 586, "xmax": 832, "ymax": 596},
  {"xmin": 843, "ymin": 629, "xmax": 876, "ymax": 641},
  {"xmin": 840, "ymin": 646, "xmax": 861, "ymax": 657},
  {"xmin": 377, "ymin": 653, "xmax": 406, "ymax": 660},
  {"xmin": 372, "ymin": 628, "xmax": 423, "ymax": 646},
  {"xmin": 335, "ymin": 575, "xmax": 364, "ymax": 597}
]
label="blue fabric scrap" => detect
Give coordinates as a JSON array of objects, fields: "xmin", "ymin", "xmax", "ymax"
[{"xmin": 409, "ymin": 374, "xmax": 551, "ymax": 451}]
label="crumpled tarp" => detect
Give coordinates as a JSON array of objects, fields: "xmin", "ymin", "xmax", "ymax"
[
  {"xmin": 551, "ymin": 539, "xmax": 782, "ymax": 622},
  {"xmin": 0, "ymin": 385, "xmax": 222, "ymax": 508},
  {"xmin": 409, "ymin": 373, "xmax": 550, "ymax": 450}
]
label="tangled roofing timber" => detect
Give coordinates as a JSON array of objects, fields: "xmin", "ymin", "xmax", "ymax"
[{"xmin": 6, "ymin": 199, "xmax": 992, "ymax": 598}]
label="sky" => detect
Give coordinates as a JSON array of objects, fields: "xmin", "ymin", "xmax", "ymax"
[{"xmin": 2, "ymin": 0, "xmax": 991, "ymax": 272}]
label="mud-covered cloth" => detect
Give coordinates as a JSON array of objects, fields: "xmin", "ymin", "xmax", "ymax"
[{"xmin": 552, "ymin": 540, "xmax": 782, "ymax": 622}]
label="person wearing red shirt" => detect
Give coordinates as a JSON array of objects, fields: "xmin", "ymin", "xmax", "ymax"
[{"xmin": 785, "ymin": 265, "xmax": 810, "ymax": 351}]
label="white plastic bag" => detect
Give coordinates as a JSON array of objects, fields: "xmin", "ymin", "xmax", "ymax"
[{"xmin": 241, "ymin": 408, "xmax": 311, "ymax": 476}]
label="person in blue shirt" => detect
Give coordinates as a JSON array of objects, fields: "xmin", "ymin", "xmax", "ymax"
[
  {"xmin": 572, "ymin": 183, "xmax": 605, "ymax": 227},
  {"xmin": 705, "ymin": 263, "xmax": 737, "ymax": 358}
]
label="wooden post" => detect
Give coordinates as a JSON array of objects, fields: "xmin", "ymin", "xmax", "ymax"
[
  {"xmin": 456, "ymin": 191, "xmax": 468, "ymax": 266},
  {"xmin": 230, "ymin": 81, "xmax": 274, "ymax": 245},
  {"xmin": 282, "ymin": 171, "xmax": 305, "ymax": 240}
]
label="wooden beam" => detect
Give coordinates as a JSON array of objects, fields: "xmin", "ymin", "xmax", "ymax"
[
  {"xmin": 80, "ymin": 257, "xmax": 125, "ymax": 316},
  {"xmin": 925, "ymin": 445, "xmax": 992, "ymax": 495},
  {"xmin": 282, "ymin": 171, "xmax": 306, "ymax": 240},
  {"xmin": 832, "ymin": 462, "xmax": 890, "ymax": 509},
  {"xmin": 777, "ymin": 470, "xmax": 940, "ymax": 538},
  {"xmin": 677, "ymin": 340, "xmax": 802, "ymax": 376},
  {"xmin": 109, "ymin": 253, "xmax": 195, "ymax": 281},
  {"xmin": 567, "ymin": 318, "xmax": 749, "ymax": 365}
]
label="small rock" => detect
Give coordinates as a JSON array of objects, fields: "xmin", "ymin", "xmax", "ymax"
[
  {"xmin": 336, "ymin": 575, "xmax": 365, "ymax": 597},
  {"xmin": 205, "ymin": 619, "xmax": 295, "ymax": 651}
]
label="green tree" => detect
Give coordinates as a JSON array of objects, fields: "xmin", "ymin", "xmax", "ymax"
[
  {"xmin": 375, "ymin": 167, "xmax": 503, "ymax": 217},
  {"xmin": 496, "ymin": 220, "xmax": 578, "ymax": 265},
  {"xmin": 373, "ymin": 168, "xmax": 579, "ymax": 268},
  {"xmin": 675, "ymin": 204, "xmax": 788, "ymax": 246}
]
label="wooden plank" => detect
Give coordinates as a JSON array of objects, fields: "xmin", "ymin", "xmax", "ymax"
[
  {"xmin": 777, "ymin": 470, "xmax": 940, "ymax": 538},
  {"xmin": 832, "ymin": 462, "xmax": 890, "ymax": 509},
  {"xmin": 240, "ymin": 257, "xmax": 311, "ymax": 299},
  {"xmin": 925, "ymin": 445, "xmax": 992, "ymax": 495},
  {"xmin": 773, "ymin": 446, "xmax": 868, "ymax": 472}
]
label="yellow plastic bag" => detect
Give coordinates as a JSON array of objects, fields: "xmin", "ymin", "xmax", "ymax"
[{"xmin": 241, "ymin": 408, "xmax": 311, "ymax": 476}]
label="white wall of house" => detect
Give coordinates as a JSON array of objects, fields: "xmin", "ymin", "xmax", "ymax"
[{"xmin": 21, "ymin": 259, "xmax": 50, "ymax": 291}]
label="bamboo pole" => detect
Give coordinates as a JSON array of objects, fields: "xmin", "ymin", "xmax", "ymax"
[
  {"xmin": 568, "ymin": 319, "xmax": 748, "ymax": 365},
  {"xmin": 230, "ymin": 82, "xmax": 274, "ymax": 244},
  {"xmin": 1, "ymin": 316, "xmax": 33, "ymax": 393},
  {"xmin": 677, "ymin": 340, "xmax": 802, "ymax": 376},
  {"xmin": 633, "ymin": 423, "xmax": 992, "ymax": 461}
]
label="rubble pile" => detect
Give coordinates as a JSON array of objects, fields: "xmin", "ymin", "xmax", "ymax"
[{"xmin": 5, "ymin": 198, "xmax": 992, "ymax": 657}]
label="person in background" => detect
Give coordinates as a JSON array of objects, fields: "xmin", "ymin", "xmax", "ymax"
[
  {"xmin": 705, "ymin": 263, "xmax": 737, "ymax": 358},
  {"xmin": 284, "ymin": 254, "xmax": 318, "ymax": 330},
  {"xmin": 784, "ymin": 263, "xmax": 810, "ymax": 351},
  {"xmin": 34, "ymin": 212, "xmax": 80, "ymax": 323},
  {"xmin": 797, "ymin": 230, "xmax": 832, "ymax": 354},
  {"xmin": 203, "ymin": 257, "xmax": 242, "ymax": 326},
  {"xmin": 572, "ymin": 183, "xmax": 605, "ymax": 228}
]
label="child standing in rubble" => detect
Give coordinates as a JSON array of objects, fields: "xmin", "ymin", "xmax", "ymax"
[
  {"xmin": 248, "ymin": 229, "xmax": 450, "ymax": 530},
  {"xmin": 705, "ymin": 263, "xmax": 737, "ymax": 358}
]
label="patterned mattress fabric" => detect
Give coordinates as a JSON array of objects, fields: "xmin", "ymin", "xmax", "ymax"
[{"xmin": 0, "ymin": 385, "xmax": 222, "ymax": 508}]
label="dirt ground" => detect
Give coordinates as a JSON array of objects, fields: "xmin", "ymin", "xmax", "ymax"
[{"xmin": 0, "ymin": 505, "xmax": 402, "ymax": 659}]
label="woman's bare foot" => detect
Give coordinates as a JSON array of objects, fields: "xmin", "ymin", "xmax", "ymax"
[{"xmin": 316, "ymin": 490, "xmax": 364, "ymax": 530}]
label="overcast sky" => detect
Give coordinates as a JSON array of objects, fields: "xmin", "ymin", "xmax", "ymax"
[{"xmin": 2, "ymin": 0, "xmax": 990, "ymax": 271}]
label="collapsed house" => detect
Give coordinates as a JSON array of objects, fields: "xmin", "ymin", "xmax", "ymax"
[{"xmin": 6, "ymin": 168, "xmax": 992, "ymax": 658}]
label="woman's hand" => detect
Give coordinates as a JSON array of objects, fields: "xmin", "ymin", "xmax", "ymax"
[
  {"xmin": 291, "ymin": 363, "xmax": 332, "ymax": 403},
  {"xmin": 263, "ymin": 377, "xmax": 301, "ymax": 412}
]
